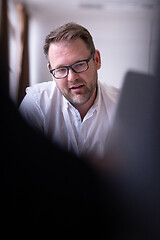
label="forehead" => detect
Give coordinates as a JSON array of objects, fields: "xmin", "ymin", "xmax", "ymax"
[{"xmin": 48, "ymin": 38, "xmax": 90, "ymax": 68}]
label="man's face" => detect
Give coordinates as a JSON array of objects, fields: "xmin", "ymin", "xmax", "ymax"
[{"xmin": 48, "ymin": 38, "xmax": 101, "ymax": 107}]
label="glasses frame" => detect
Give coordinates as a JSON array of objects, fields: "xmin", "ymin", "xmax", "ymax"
[{"xmin": 49, "ymin": 52, "xmax": 95, "ymax": 79}]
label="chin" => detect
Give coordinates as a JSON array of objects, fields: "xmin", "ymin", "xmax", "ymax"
[{"xmin": 71, "ymin": 96, "xmax": 91, "ymax": 106}]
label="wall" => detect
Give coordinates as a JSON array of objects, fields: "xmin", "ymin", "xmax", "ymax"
[{"xmin": 28, "ymin": 5, "xmax": 160, "ymax": 88}]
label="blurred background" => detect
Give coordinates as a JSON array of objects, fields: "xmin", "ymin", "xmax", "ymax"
[{"xmin": 3, "ymin": 0, "xmax": 160, "ymax": 104}]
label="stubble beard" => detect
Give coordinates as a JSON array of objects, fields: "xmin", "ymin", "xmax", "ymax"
[{"xmin": 62, "ymin": 72, "xmax": 98, "ymax": 107}]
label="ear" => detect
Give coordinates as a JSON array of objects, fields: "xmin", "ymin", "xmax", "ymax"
[
  {"xmin": 94, "ymin": 50, "xmax": 101, "ymax": 70},
  {"xmin": 47, "ymin": 63, "xmax": 55, "ymax": 81},
  {"xmin": 47, "ymin": 63, "xmax": 51, "ymax": 71}
]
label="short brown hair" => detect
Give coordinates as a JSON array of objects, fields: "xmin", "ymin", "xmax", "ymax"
[{"xmin": 43, "ymin": 22, "xmax": 95, "ymax": 59}]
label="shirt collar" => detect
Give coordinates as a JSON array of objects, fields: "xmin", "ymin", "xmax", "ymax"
[{"xmin": 91, "ymin": 81, "xmax": 101, "ymax": 111}]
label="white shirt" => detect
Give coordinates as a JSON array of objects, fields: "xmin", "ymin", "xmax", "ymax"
[{"xmin": 19, "ymin": 81, "xmax": 119, "ymax": 159}]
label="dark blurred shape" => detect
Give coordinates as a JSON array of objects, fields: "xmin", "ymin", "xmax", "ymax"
[
  {"xmin": 0, "ymin": 0, "xmax": 9, "ymax": 97},
  {"xmin": 0, "ymin": 96, "xmax": 109, "ymax": 238},
  {"xmin": 17, "ymin": 4, "xmax": 30, "ymax": 106},
  {"xmin": 105, "ymin": 70, "xmax": 160, "ymax": 239}
]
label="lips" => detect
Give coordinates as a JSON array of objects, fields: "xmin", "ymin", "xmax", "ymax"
[
  {"xmin": 69, "ymin": 84, "xmax": 84, "ymax": 91},
  {"xmin": 70, "ymin": 84, "xmax": 83, "ymax": 89}
]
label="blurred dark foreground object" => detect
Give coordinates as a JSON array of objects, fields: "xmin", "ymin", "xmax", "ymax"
[
  {"xmin": 103, "ymin": 71, "xmax": 160, "ymax": 239},
  {"xmin": 0, "ymin": 94, "xmax": 111, "ymax": 239}
]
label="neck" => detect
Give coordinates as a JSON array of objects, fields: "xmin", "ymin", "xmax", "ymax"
[{"xmin": 74, "ymin": 88, "xmax": 97, "ymax": 121}]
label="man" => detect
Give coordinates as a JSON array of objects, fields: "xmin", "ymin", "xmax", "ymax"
[{"xmin": 20, "ymin": 22, "xmax": 119, "ymax": 159}]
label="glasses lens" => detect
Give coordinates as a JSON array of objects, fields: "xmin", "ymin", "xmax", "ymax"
[
  {"xmin": 54, "ymin": 68, "xmax": 67, "ymax": 78},
  {"xmin": 72, "ymin": 61, "xmax": 88, "ymax": 73}
]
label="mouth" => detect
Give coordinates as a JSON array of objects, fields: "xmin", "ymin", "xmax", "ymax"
[{"xmin": 69, "ymin": 84, "xmax": 84, "ymax": 92}]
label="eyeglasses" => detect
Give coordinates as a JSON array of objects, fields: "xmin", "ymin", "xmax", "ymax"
[{"xmin": 49, "ymin": 52, "xmax": 94, "ymax": 79}]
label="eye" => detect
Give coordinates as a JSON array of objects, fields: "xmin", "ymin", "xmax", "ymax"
[
  {"xmin": 73, "ymin": 61, "xmax": 87, "ymax": 71},
  {"xmin": 54, "ymin": 68, "xmax": 67, "ymax": 78},
  {"xmin": 75, "ymin": 62, "xmax": 86, "ymax": 67},
  {"xmin": 55, "ymin": 68, "xmax": 66, "ymax": 74}
]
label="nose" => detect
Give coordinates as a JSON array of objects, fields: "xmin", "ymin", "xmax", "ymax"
[{"xmin": 67, "ymin": 68, "xmax": 78, "ymax": 81}]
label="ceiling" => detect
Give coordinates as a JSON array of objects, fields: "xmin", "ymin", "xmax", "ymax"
[{"xmin": 15, "ymin": 0, "xmax": 160, "ymax": 14}]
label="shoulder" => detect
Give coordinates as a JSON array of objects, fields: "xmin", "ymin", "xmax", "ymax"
[
  {"xmin": 98, "ymin": 81, "xmax": 120, "ymax": 103},
  {"xmin": 19, "ymin": 81, "xmax": 60, "ymax": 123},
  {"xmin": 24, "ymin": 81, "xmax": 61, "ymax": 105},
  {"xmin": 26, "ymin": 81, "xmax": 56, "ymax": 98}
]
